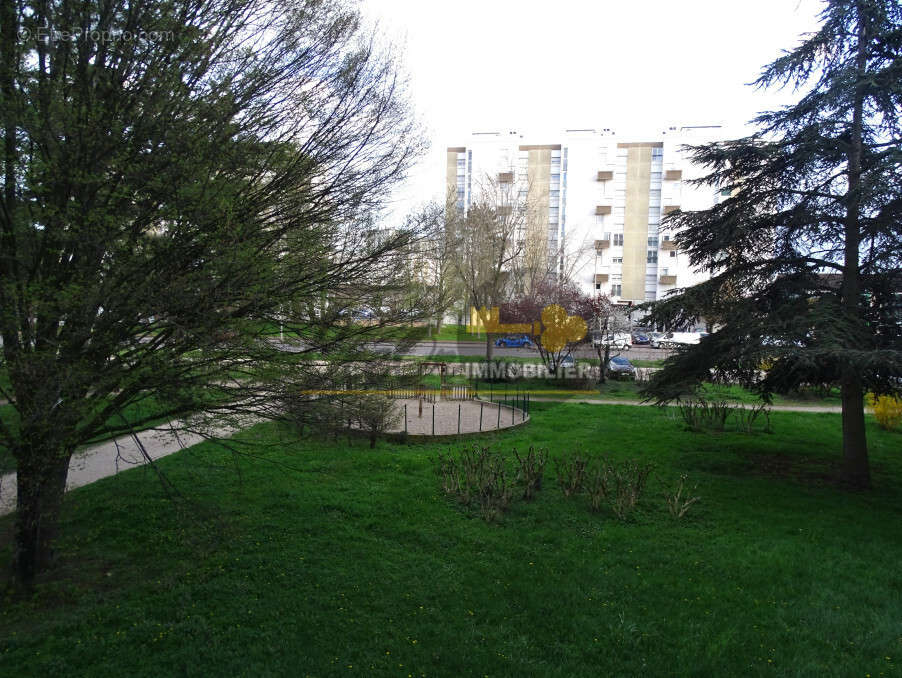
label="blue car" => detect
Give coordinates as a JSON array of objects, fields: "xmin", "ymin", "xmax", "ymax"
[{"xmin": 495, "ymin": 334, "xmax": 533, "ymax": 348}]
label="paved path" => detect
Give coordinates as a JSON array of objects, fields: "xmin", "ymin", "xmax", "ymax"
[
  {"xmin": 0, "ymin": 419, "xmax": 242, "ymax": 517},
  {"xmin": 528, "ymin": 397, "xmax": 843, "ymax": 413}
]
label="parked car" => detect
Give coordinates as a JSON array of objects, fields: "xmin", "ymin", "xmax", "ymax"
[
  {"xmin": 607, "ymin": 356, "xmax": 636, "ymax": 379},
  {"xmin": 350, "ymin": 307, "xmax": 376, "ymax": 320},
  {"xmin": 631, "ymin": 332, "xmax": 650, "ymax": 345},
  {"xmin": 593, "ymin": 332, "xmax": 631, "ymax": 350},
  {"xmin": 495, "ymin": 334, "xmax": 533, "ymax": 348},
  {"xmin": 560, "ymin": 354, "xmax": 576, "ymax": 369},
  {"xmin": 647, "ymin": 331, "xmax": 666, "ymax": 346},
  {"xmin": 650, "ymin": 331, "xmax": 704, "ymax": 349}
]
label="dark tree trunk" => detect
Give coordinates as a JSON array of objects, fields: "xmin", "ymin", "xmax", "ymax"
[
  {"xmin": 595, "ymin": 343, "xmax": 611, "ymax": 384},
  {"xmin": 840, "ymin": 376, "xmax": 870, "ymax": 489},
  {"xmin": 485, "ymin": 333, "xmax": 493, "ymax": 362},
  {"xmin": 14, "ymin": 449, "xmax": 72, "ymax": 585},
  {"xmin": 838, "ymin": 8, "xmax": 870, "ymax": 489}
]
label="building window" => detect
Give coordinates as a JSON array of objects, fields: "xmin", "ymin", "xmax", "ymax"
[
  {"xmin": 613, "ymin": 233, "xmax": 624, "ymax": 246},
  {"xmin": 595, "ymin": 283, "xmax": 601, "ymax": 290},
  {"xmin": 647, "ymin": 250, "xmax": 658, "ymax": 264},
  {"xmin": 648, "ymin": 236, "xmax": 658, "ymax": 247},
  {"xmin": 549, "ymin": 207, "xmax": 559, "ymax": 223},
  {"xmin": 669, "ymin": 251, "xmax": 676, "ymax": 258},
  {"xmin": 611, "ymin": 284, "xmax": 622, "ymax": 296},
  {"xmin": 612, "ymin": 257, "xmax": 623, "ymax": 264}
]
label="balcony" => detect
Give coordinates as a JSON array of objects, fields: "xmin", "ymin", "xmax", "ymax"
[
  {"xmin": 595, "ymin": 273, "xmax": 609, "ymax": 283},
  {"xmin": 660, "ymin": 240, "xmax": 678, "ymax": 251},
  {"xmin": 594, "ymin": 239, "xmax": 610, "ymax": 250},
  {"xmin": 595, "ymin": 205, "xmax": 612, "ymax": 215},
  {"xmin": 659, "ymin": 274, "xmax": 677, "ymax": 285},
  {"xmin": 596, "ymin": 170, "xmax": 613, "ymax": 181},
  {"xmin": 664, "ymin": 169, "xmax": 682, "ymax": 181},
  {"xmin": 498, "ymin": 171, "xmax": 514, "ymax": 183},
  {"xmin": 663, "ymin": 205, "xmax": 680, "ymax": 215}
]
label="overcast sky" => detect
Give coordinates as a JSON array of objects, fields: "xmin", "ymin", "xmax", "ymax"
[{"xmin": 360, "ymin": 0, "xmax": 825, "ymax": 220}]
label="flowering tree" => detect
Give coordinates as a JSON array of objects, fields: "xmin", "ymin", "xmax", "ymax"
[{"xmin": 500, "ymin": 279, "xmax": 614, "ymax": 374}]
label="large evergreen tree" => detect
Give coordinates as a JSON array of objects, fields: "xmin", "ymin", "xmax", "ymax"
[{"xmin": 643, "ymin": 0, "xmax": 902, "ymax": 488}]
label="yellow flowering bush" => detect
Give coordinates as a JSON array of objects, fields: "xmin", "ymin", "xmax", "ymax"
[{"xmin": 867, "ymin": 393, "xmax": 902, "ymax": 431}]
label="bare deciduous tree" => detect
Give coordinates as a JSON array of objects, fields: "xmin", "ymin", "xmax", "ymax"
[
  {"xmin": 448, "ymin": 175, "xmax": 528, "ymax": 360},
  {"xmin": 0, "ymin": 0, "xmax": 425, "ymax": 584}
]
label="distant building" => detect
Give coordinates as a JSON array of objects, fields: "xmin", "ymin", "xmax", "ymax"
[{"xmin": 445, "ymin": 126, "xmax": 728, "ymax": 304}]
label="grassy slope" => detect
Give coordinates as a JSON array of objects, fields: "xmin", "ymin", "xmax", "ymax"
[
  {"xmin": 1, "ymin": 404, "xmax": 901, "ymax": 676},
  {"xmin": 0, "ymin": 404, "xmax": 902, "ymax": 676}
]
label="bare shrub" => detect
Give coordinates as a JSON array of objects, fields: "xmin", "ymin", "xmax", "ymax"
[
  {"xmin": 514, "ymin": 447, "xmax": 548, "ymax": 500},
  {"xmin": 554, "ymin": 454, "xmax": 588, "ymax": 497},
  {"xmin": 734, "ymin": 402, "xmax": 772, "ymax": 434},
  {"xmin": 678, "ymin": 399, "xmax": 735, "ymax": 432},
  {"xmin": 434, "ymin": 446, "xmax": 513, "ymax": 522},
  {"xmin": 664, "ymin": 474, "xmax": 700, "ymax": 520},
  {"xmin": 587, "ymin": 459, "xmax": 654, "ymax": 521}
]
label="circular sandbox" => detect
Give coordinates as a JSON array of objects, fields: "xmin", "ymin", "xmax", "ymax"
[{"xmin": 390, "ymin": 398, "xmax": 529, "ymax": 437}]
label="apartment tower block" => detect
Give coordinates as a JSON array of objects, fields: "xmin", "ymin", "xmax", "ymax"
[{"xmin": 446, "ymin": 126, "xmax": 726, "ymax": 304}]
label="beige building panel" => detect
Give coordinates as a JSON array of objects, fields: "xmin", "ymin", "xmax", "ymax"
[
  {"xmin": 621, "ymin": 145, "xmax": 653, "ymax": 302},
  {"xmin": 526, "ymin": 149, "xmax": 551, "ymax": 268},
  {"xmin": 446, "ymin": 151, "xmax": 459, "ymax": 206}
]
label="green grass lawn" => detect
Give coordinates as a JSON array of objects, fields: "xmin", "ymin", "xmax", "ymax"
[
  {"xmin": 421, "ymin": 375, "xmax": 842, "ymax": 407},
  {"xmin": 2, "ymin": 403, "xmax": 901, "ymax": 676}
]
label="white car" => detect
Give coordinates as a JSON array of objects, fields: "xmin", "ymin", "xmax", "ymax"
[
  {"xmin": 651, "ymin": 331, "xmax": 704, "ymax": 349},
  {"xmin": 593, "ymin": 332, "xmax": 631, "ymax": 350}
]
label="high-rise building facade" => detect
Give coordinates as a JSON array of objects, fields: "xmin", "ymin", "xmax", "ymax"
[{"xmin": 445, "ymin": 126, "xmax": 727, "ymax": 304}]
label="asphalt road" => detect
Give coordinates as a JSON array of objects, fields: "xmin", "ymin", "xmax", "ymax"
[
  {"xmin": 385, "ymin": 341, "xmax": 669, "ymax": 361},
  {"xmin": 268, "ymin": 338, "xmax": 670, "ymax": 361}
]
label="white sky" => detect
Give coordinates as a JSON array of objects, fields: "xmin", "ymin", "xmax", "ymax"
[{"xmin": 360, "ymin": 0, "xmax": 825, "ymax": 220}]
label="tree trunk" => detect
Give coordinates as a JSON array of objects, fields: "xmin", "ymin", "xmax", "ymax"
[
  {"xmin": 837, "ymin": 8, "xmax": 870, "ymax": 489},
  {"xmin": 840, "ymin": 375, "xmax": 870, "ymax": 489},
  {"xmin": 14, "ymin": 449, "xmax": 71, "ymax": 585},
  {"xmin": 595, "ymin": 344, "xmax": 610, "ymax": 384},
  {"xmin": 485, "ymin": 333, "xmax": 493, "ymax": 362}
]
